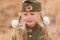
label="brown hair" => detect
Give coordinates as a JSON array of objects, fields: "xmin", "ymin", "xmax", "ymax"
[{"xmin": 37, "ymin": 12, "xmax": 51, "ymax": 40}]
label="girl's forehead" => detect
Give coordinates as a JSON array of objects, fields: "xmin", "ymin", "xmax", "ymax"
[{"xmin": 21, "ymin": 12, "xmax": 40, "ymax": 14}]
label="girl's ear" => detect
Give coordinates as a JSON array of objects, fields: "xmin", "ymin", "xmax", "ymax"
[
  {"xmin": 37, "ymin": 12, "xmax": 43, "ymax": 27},
  {"xmin": 18, "ymin": 12, "xmax": 22, "ymax": 23}
]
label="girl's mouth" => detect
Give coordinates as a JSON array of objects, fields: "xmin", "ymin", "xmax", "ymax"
[{"xmin": 26, "ymin": 20, "xmax": 33, "ymax": 23}]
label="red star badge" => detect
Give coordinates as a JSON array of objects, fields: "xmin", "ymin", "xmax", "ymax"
[{"xmin": 26, "ymin": 5, "xmax": 33, "ymax": 11}]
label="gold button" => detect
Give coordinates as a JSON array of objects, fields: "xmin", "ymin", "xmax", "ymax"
[
  {"xmin": 29, "ymin": 35, "xmax": 32, "ymax": 38},
  {"xmin": 29, "ymin": 29, "xmax": 32, "ymax": 33}
]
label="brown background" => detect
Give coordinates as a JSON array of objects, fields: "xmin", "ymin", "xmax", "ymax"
[{"xmin": 0, "ymin": 0, "xmax": 60, "ymax": 40}]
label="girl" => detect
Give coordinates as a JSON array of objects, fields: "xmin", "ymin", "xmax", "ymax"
[{"xmin": 11, "ymin": 0, "xmax": 51, "ymax": 40}]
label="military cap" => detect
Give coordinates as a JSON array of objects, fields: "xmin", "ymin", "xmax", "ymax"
[{"xmin": 20, "ymin": 0, "xmax": 41, "ymax": 12}]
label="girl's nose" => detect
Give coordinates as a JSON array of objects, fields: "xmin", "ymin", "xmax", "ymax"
[{"xmin": 27, "ymin": 15, "xmax": 31, "ymax": 19}]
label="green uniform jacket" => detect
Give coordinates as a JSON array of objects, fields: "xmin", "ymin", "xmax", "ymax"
[{"xmin": 11, "ymin": 24, "xmax": 51, "ymax": 40}]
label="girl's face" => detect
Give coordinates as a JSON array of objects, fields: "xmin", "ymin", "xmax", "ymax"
[{"xmin": 21, "ymin": 12, "xmax": 40, "ymax": 27}]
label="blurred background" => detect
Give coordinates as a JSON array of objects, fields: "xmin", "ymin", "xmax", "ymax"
[{"xmin": 0, "ymin": 0, "xmax": 60, "ymax": 40}]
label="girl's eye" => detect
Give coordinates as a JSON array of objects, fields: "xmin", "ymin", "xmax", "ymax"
[
  {"xmin": 24, "ymin": 14, "xmax": 27, "ymax": 16},
  {"xmin": 30, "ymin": 13, "xmax": 34, "ymax": 15}
]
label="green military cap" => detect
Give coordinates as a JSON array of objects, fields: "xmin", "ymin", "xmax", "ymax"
[{"xmin": 20, "ymin": 0, "xmax": 41, "ymax": 12}]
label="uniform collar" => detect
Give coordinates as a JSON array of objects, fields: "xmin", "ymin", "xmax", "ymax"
[
  {"xmin": 25, "ymin": 23, "xmax": 40, "ymax": 31},
  {"xmin": 26, "ymin": 23, "xmax": 38, "ymax": 28}
]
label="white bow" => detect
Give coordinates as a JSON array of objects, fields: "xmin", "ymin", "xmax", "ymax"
[
  {"xmin": 11, "ymin": 19, "xmax": 19, "ymax": 28},
  {"xmin": 43, "ymin": 16, "xmax": 50, "ymax": 25}
]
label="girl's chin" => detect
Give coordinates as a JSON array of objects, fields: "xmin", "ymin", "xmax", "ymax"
[{"xmin": 26, "ymin": 22, "xmax": 33, "ymax": 26}]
